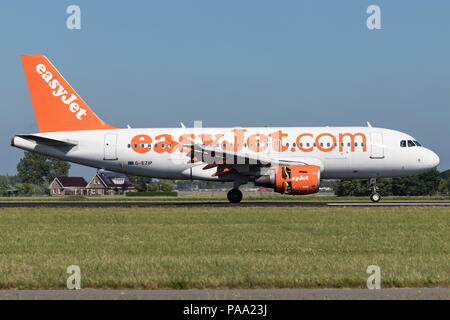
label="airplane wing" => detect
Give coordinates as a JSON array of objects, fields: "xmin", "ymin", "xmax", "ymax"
[{"xmin": 184, "ymin": 144, "xmax": 322, "ymax": 177}]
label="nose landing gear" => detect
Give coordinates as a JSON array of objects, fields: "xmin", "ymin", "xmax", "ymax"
[{"xmin": 370, "ymin": 178, "xmax": 381, "ymax": 202}]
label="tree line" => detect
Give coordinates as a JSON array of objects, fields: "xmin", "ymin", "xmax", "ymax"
[
  {"xmin": 332, "ymin": 169, "xmax": 449, "ymax": 196},
  {"xmin": 1, "ymin": 151, "xmax": 449, "ymax": 196},
  {"xmin": 1, "ymin": 152, "xmax": 70, "ymax": 195},
  {"xmin": 2, "ymin": 151, "xmax": 175, "ymax": 195}
]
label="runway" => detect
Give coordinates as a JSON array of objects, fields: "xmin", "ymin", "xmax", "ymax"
[
  {"xmin": 0, "ymin": 201, "xmax": 449, "ymax": 208},
  {"xmin": 0, "ymin": 288, "xmax": 448, "ymax": 300}
]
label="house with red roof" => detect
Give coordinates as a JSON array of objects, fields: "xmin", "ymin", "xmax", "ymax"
[{"xmin": 49, "ymin": 176, "xmax": 88, "ymax": 196}]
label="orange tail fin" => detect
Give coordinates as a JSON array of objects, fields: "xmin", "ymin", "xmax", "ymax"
[{"xmin": 20, "ymin": 55, "xmax": 116, "ymax": 132}]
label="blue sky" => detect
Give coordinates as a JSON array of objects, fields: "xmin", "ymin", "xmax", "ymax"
[{"xmin": 1, "ymin": 0, "xmax": 449, "ymax": 178}]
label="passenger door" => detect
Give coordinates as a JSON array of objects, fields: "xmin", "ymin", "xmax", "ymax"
[
  {"xmin": 370, "ymin": 132, "xmax": 384, "ymax": 159},
  {"xmin": 104, "ymin": 134, "xmax": 118, "ymax": 160}
]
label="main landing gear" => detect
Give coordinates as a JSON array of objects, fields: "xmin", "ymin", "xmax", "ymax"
[
  {"xmin": 370, "ymin": 178, "xmax": 381, "ymax": 203},
  {"xmin": 227, "ymin": 179, "xmax": 247, "ymax": 203},
  {"xmin": 227, "ymin": 189, "xmax": 243, "ymax": 203}
]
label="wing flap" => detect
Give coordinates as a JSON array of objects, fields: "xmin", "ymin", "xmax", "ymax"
[{"xmin": 184, "ymin": 144, "xmax": 322, "ymax": 168}]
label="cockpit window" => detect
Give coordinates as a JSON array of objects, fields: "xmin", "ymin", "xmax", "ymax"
[
  {"xmin": 400, "ymin": 140, "xmax": 406, "ymax": 148},
  {"xmin": 413, "ymin": 140, "xmax": 422, "ymax": 147},
  {"xmin": 407, "ymin": 140, "xmax": 415, "ymax": 147}
]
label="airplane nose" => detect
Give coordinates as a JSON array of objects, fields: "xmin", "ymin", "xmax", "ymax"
[{"xmin": 427, "ymin": 150, "xmax": 440, "ymax": 169}]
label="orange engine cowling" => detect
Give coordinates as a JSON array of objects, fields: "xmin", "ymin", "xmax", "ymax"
[
  {"xmin": 275, "ymin": 165, "xmax": 320, "ymax": 195},
  {"xmin": 255, "ymin": 165, "xmax": 320, "ymax": 195}
]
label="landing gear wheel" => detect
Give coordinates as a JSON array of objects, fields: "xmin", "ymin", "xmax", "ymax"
[
  {"xmin": 227, "ymin": 189, "xmax": 243, "ymax": 203},
  {"xmin": 370, "ymin": 192, "xmax": 381, "ymax": 203}
]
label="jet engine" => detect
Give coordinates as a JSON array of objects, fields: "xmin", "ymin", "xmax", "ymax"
[{"xmin": 254, "ymin": 165, "xmax": 320, "ymax": 195}]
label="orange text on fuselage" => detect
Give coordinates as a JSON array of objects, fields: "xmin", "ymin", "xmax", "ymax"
[{"xmin": 130, "ymin": 131, "xmax": 367, "ymax": 154}]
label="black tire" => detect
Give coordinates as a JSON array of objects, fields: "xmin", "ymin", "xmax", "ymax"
[
  {"xmin": 227, "ymin": 189, "xmax": 243, "ymax": 203},
  {"xmin": 370, "ymin": 192, "xmax": 381, "ymax": 203}
]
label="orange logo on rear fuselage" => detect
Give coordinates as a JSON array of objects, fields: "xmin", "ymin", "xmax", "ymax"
[{"xmin": 130, "ymin": 130, "xmax": 367, "ymax": 154}]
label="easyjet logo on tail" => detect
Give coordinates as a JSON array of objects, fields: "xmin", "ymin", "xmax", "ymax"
[{"xmin": 35, "ymin": 64, "xmax": 87, "ymax": 120}]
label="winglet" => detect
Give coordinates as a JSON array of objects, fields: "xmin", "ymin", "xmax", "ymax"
[{"xmin": 20, "ymin": 55, "xmax": 117, "ymax": 132}]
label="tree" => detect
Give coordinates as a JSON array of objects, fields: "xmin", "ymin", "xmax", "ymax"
[
  {"xmin": 332, "ymin": 169, "xmax": 443, "ymax": 196},
  {"xmin": 157, "ymin": 180, "xmax": 174, "ymax": 192},
  {"xmin": 147, "ymin": 179, "xmax": 174, "ymax": 192},
  {"xmin": 391, "ymin": 169, "xmax": 441, "ymax": 196},
  {"xmin": 438, "ymin": 178, "xmax": 449, "ymax": 195},
  {"xmin": 440, "ymin": 169, "xmax": 450, "ymax": 180},
  {"xmin": 128, "ymin": 175, "xmax": 152, "ymax": 192},
  {"xmin": 17, "ymin": 152, "xmax": 70, "ymax": 185}
]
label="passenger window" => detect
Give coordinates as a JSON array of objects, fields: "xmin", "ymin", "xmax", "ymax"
[{"xmin": 407, "ymin": 140, "xmax": 415, "ymax": 147}]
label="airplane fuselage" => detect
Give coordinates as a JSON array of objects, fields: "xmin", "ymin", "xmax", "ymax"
[
  {"xmin": 12, "ymin": 126, "xmax": 440, "ymax": 181},
  {"xmin": 14, "ymin": 55, "xmax": 441, "ymax": 202}
]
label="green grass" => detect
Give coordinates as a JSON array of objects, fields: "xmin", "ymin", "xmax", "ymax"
[
  {"xmin": 0, "ymin": 194, "xmax": 449, "ymax": 202},
  {"xmin": 0, "ymin": 206, "xmax": 448, "ymax": 289}
]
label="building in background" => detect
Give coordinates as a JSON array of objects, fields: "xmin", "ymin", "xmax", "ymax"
[
  {"xmin": 49, "ymin": 177, "xmax": 88, "ymax": 196},
  {"xmin": 85, "ymin": 170, "xmax": 135, "ymax": 195}
]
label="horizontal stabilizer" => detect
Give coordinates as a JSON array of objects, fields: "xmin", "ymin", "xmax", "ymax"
[{"xmin": 15, "ymin": 134, "xmax": 78, "ymax": 147}]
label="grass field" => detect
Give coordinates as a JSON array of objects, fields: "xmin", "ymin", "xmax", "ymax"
[
  {"xmin": 0, "ymin": 206, "xmax": 449, "ymax": 289},
  {"xmin": 0, "ymin": 194, "xmax": 449, "ymax": 202}
]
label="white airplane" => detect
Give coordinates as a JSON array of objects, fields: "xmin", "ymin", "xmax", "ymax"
[{"xmin": 12, "ymin": 55, "xmax": 440, "ymax": 202}]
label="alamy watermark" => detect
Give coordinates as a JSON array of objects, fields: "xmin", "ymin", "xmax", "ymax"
[
  {"xmin": 66, "ymin": 265, "xmax": 81, "ymax": 289},
  {"xmin": 366, "ymin": 5, "xmax": 381, "ymax": 30},
  {"xmin": 66, "ymin": 5, "xmax": 81, "ymax": 30},
  {"xmin": 366, "ymin": 265, "xmax": 381, "ymax": 289}
]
